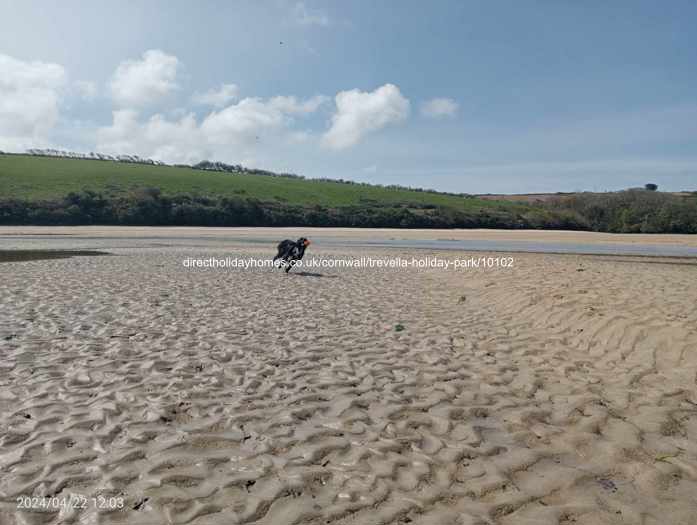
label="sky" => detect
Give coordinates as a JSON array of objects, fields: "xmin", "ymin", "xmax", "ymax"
[{"xmin": 1, "ymin": 0, "xmax": 696, "ymax": 193}]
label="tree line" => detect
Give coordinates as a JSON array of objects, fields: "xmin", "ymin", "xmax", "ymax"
[
  {"xmin": 1, "ymin": 187, "xmax": 695, "ymax": 232},
  {"xmin": 0, "ymin": 189, "xmax": 584, "ymax": 229},
  {"xmin": 546, "ymin": 189, "xmax": 697, "ymax": 233}
]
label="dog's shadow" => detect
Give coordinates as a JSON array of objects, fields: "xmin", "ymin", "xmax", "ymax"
[{"xmin": 291, "ymin": 271, "xmax": 337, "ymax": 278}]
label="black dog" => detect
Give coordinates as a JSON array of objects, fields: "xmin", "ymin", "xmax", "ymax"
[{"xmin": 273, "ymin": 237, "xmax": 311, "ymax": 273}]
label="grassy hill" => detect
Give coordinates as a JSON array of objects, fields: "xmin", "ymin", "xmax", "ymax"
[
  {"xmin": 1, "ymin": 154, "xmax": 502, "ymax": 211},
  {"xmin": 2, "ymin": 153, "xmax": 694, "ymax": 232},
  {"xmin": 2, "ymin": 153, "xmax": 576, "ymax": 228}
]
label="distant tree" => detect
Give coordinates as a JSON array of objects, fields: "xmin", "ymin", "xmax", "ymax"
[{"xmin": 645, "ymin": 183, "xmax": 658, "ymax": 191}]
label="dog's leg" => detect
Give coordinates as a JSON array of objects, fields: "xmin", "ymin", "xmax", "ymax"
[{"xmin": 273, "ymin": 248, "xmax": 288, "ymax": 267}]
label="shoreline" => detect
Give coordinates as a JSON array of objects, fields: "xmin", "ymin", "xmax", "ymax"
[
  {"xmin": 2, "ymin": 226, "xmax": 696, "ymax": 259},
  {"xmin": 1, "ymin": 225, "xmax": 697, "ymax": 246}
]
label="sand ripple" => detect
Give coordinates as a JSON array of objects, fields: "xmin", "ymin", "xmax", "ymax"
[{"xmin": 1, "ymin": 247, "xmax": 696, "ymax": 524}]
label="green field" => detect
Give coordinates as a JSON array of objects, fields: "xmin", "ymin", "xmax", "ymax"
[
  {"xmin": 0, "ymin": 154, "xmax": 518, "ymax": 213},
  {"xmin": 15, "ymin": 153, "xmax": 693, "ymax": 232}
]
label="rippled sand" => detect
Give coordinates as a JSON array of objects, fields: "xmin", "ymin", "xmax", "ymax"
[{"xmin": 1, "ymin": 239, "xmax": 696, "ymax": 524}]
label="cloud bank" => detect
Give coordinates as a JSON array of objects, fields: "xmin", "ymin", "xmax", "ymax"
[{"xmin": 96, "ymin": 94, "xmax": 328, "ymax": 165}]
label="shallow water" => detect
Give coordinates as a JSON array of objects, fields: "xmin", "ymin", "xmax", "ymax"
[
  {"xmin": 334, "ymin": 238, "xmax": 697, "ymax": 257},
  {"xmin": 1, "ymin": 233, "xmax": 697, "ymax": 257},
  {"xmin": 0, "ymin": 249, "xmax": 108, "ymax": 263}
]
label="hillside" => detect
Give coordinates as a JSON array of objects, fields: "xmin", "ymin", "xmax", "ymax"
[
  {"xmin": 1, "ymin": 154, "xmax": 495, "ymax": 208},
  {"xmin": 1, "ymin": 154, "xmax": 695, "ymax": 232},
  {"xmin": 0, "ymin": 153, "xmax": 583, "ymax": 229}
]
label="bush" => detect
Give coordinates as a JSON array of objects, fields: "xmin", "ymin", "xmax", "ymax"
[
  {"xmin": 0, "ymin": 189, "xmax": 590, "ymax": 229},
  {"xmin": 546, "ymin": 190, "xmax": 697, "ymax": 233},
  {"xmin": 7, "ymin": 188, "xmax": 693, "ymax": 232}
]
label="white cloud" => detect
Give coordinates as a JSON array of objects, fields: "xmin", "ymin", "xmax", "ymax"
[
  {"xmin": 192, "ymin": 83, "xmax": 239, "ymax": 108},
  {"xmin": 96, "ymin": 109, "xmax": 140, "ymax": 155},
  {"xmin": 322, "ymin": 84, "xmax": 410, "ymax": 150},
  {"xmin": 0, "ymin": 53, "xmax": 66, "ymax": 151},
  {"xmin": 96, "ymin": 109, "xmax": 208, "ymax": 165},
  {"xmin": 200, "ymin": 95, "xmax": 326, "ymax": 145},
  {"xmin": 110, "ymin": 50, "xmax": 179, "ymax": 107},
  {"xmin": 268, "ymin": 95, "xmax": 328, "ymax": 114},
  {"xmin": 293, "ymin": 2, "xmax": 330, "ymax": 26},
  {"xmin": 200, "ymin": 98, "xmax": 289, "ymax": 146},
  {"xmin": 96, "ymin": 94, "xmax": 325, "ymax": 164},
  {"xmin": 420, "ymin": 97, "xmax": 458, "ymax": 118}
]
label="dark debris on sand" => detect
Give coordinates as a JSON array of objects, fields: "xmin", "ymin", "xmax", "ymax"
[{"xmin": 0, "ymin": 250, "xmax": 110, "ymax": 263}]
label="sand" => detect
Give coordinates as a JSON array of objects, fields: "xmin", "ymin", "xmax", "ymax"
[
  {"xmin": 2, "ymin": 225, "xmax": 697, "ymax": 247},
  {"xmin": 1, "ymin": 231, "xmax": 696, "ymax": 524}
]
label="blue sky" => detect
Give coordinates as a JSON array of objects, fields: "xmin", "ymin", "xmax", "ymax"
[{"xmin": 1, "ymin": 0, "xmax": 696, "ymax": 193}]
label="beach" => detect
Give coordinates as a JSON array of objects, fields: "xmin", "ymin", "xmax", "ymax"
[{"xmin": 1, "ymin": 229, "xmax": 696, "ymax": 524}]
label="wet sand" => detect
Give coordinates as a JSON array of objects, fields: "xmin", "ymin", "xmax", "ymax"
[
  {"xmin": 2, "ymin": 225, "xmax": 697, "ymax": 247},
  {"xmin": 1, "ymin": 231, "xmax": 696, "ymax": 524}
]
